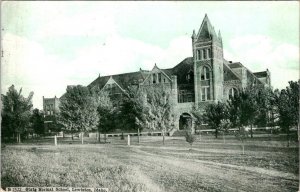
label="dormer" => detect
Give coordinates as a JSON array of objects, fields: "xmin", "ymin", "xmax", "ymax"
[{"xmin": 141, "ymin": 64, "xmax": 172, "ymax": 85}]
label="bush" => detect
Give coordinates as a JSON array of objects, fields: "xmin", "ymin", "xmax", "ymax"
[{"xmin": 184, "ymin": 131, "xmax": 196, "ymax": 148}]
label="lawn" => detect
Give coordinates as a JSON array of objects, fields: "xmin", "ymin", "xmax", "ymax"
[{"xmin": 1, "ymin": 135, "xmax": 299, "ymax": 192}]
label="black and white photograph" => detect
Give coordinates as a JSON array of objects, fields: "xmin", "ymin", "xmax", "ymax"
[{"xmin": 1, "ymin": 1, "xmax": 299, "ymax": 192}]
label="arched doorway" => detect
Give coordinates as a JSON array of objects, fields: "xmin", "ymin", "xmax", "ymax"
[{"xmin": 179, "ymin": 113, "xmax": 192, "ymax": 130}]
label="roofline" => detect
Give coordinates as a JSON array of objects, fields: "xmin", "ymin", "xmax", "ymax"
[
  {"xmin": 141, "ymin": 65, "xmax": 172, "ymax": 86},
  {"xmin": 224, "ymin": 59, "xmax": 264, "ymax": 84},
  {"xmin": 223, "ymin": 60, "xmax": 242, "ymax": 81},
  {"xmin": 102, "ymin": 76, "xmax": 126, "ymax": 93}
]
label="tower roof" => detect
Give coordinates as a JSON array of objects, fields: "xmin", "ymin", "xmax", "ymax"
[{"xmin": 196, "ymin": 14, "xmax": 218, "ymax": 41}]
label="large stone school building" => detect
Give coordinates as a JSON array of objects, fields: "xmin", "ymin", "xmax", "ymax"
[{"xmin": 43, "ymin": 15, "xmax": 271, "ymax": 134}]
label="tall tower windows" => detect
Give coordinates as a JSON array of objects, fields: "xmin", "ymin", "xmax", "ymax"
[
  {"xmin": 197, "ymin": 50, "xmax": 201, "ymax": 60},
  {"xmin": 201, "ymin": 87, "xmax": 211, "ymax": 101},
  {"xmin": 208, "ymin": 49, "xmax": 212, "ymax": 58},
  {"xmin": 203, "ymin": 49, "xmax": 207, "ymax": 59},
  {"xmin": 196, "ymin": 49, "xmax": 213, "ymax": 60},
  {"xmin": 200, "ymin": 66, "xmax": 210, "ymax": 80},
  {"xmin": 200, "ymin": 66, "xmax": 212, "ymax": 101}
]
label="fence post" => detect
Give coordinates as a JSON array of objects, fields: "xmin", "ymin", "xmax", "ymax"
[
  {"xmin": 127, "ymin": 135, "xmax": 130, "ymax": 146},
  {"xmin": 54, "ymin": 135, "xmax": 57, "ymax": 146}
]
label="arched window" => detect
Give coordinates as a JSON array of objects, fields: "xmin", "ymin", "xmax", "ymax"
[
  {"xmin": 208, "ymin": 49, "xmax": 212, "ymax": 58},
  {"xmin": 152, "ymin": 73, "xmax": 156, "ymax": 84},
  {"xmin": 197, "ymin": 50, "xmax": 201, "ymax": 60},
  {"xmin": 200, "ymin": 66, "xmax": 212, "ymax": 101},
  {"xmin": 203, "ymin": 49, "xmax": 207, "ymax": 59},
  {"xmin": 201, "ymin": 66, "xmax": 210, "ymax": 80},
  {"xmin": 228, "ymin": 87, "xmax": 238, "ymax": 98}
]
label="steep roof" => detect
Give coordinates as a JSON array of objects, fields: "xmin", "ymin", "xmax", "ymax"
[
  {"xmin": 88, "ymin": 70, "xmax": 150, "ymax": 90},
  {"xmin": 112, "ymin": 71, "xmax": 149, "ymax": 89},
  {"xmin": 228, "ymin": 62, "xmax": 243, "ymax": 69},
  {"xmin": 196, "ymin": 14, "xmax": 218, "ymax": 41},
  {"xmin": 223, "ymin": 63, "xmax": 240, "ymax": 81},
  {"xmin": 165, "ymin": 57, "xmax": 194, "ymax": 84},
  {"xmin": 88, "ymin": 76, "xmax": 110, "ymax": 90},
  {"xmin": 161, "ymin": 68, "xmax": 173, "ymax": 78},
  {"xmin": 253, "ymin": 71, "xmax": 268, "ymax": 78}
]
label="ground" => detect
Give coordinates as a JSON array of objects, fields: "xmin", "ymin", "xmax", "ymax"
[{"xmin": 1, "ymin": 135, "xmax": 299, "ymax": 192}]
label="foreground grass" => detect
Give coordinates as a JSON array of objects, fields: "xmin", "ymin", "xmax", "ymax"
[
  {"xmin": 1, "ymin": 136, "xmax": 299, "ymax": 192},
  {"xmin": 1, "ymin": 146, "xmax": 156, "ymax": 191}
]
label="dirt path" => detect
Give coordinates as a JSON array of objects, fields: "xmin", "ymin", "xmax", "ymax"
[{"xmin": 116, "ymin": 146, "xmax": 298, "ymax": 192}]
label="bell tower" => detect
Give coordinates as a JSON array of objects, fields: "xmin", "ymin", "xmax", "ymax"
[{"xmin": 192, "ymin": 14, "xmax": 224, "ymax": 108}]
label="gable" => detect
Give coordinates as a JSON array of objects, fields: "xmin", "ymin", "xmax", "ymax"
[
  {"xmin": 142, "ymin": 65, "xmax": 172, "ymax": 85},
  {"xmin": 103, "ymin": 76, "xmax": 124, "ymax": 92}
]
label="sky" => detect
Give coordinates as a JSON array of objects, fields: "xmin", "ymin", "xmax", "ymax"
[{"xmin": 1, "ymin": 1, "xmax": 299, "ymax": 110}]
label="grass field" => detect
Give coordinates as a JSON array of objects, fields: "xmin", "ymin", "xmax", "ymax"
[{"xmin": 1, "ymin": 135, "xmax": 299, "ymax": 192}]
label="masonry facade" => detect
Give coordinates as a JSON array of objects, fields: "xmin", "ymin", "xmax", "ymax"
[
  {"xmin": 42, "ymin": 96, "xmax": 60, "ymax": 132},
  {"xmin": 45, "ymin": 15, "xmax": 271, "ymax": 134}
]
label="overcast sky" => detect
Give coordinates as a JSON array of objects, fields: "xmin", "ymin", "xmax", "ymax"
[{"xmin": 1, "ymin": 1, "xmax": 299, "ymax": 109}]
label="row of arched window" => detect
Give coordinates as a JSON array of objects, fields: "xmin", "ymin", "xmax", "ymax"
[{"xmin": 196, "ymin": 48, "xmax": 212, "ymax": 60}]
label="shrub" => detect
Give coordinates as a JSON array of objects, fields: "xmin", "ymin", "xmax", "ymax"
[{"xmin": 185, "ymin": 131, "xmax": 196, "ymax": 149}]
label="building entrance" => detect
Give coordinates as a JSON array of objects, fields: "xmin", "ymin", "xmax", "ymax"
[{"xmin": 179, "ymin": 113, "xmax": 192, "ymax": 130}]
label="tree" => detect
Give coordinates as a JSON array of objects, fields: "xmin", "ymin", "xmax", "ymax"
[
  {"xmin": 274, "ymin": 81, "xmax": 299, "ymax": 147},
  {"xmin": 235, "ymin": 127, "xmax": 248, "ymax": 155},
  {"xmin": 141, "ymin": 85, "xmax": 176, "ymax": 145},
  {"xmin": 254, "ymin": 87, "xmax": 273, "ymax": 128},
  {"xmin": 227, "ymin": 86, "xmax": 258, "ymax": 138},
  {"xmin": 203, "ymin": 101, "xmax": 227, "ymax": 139},
  {"xmin": 226, "ymin": 89, "xmax": 250, "ymax": 154},
  {"xmin": 31, "ymin": 108, "xmax": 44, "ymax": 136},
  {"xmin": 185, "ymin": 129, "xmax": 196, "ymax": 150},
  {"xmin": 96, "ymin": 90, "xmax": 114, "ymax": 143},
  {"xmin": 119, "ymin": 86, "xmax": 145, "ymax": 143},
  {"xmin": 240, "ymin": 86, "xmax": 258, "ymax": 138},
  {"xmin": 1, "ymin": 85, "xmax": 33, "ymax": 143},
  {"xmin": 191, "ymin": 105, "xmax": 203, "ymax": 128},
  {"xmin": 59, "ymin": 85, "xmax": 99, "ymax": 144}
]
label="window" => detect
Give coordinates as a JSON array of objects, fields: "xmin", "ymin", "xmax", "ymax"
[
  {"xmin": 201, "ymin": 66, "xmax": 210, "ymax": 80},
  {"xmin": 200, "ymin": 66, "xmax": 211, "ymax": 101},
  {"xmin": 201, "ymin": 87, "xmax": 210, "ymax": 101},
  {"xmin": 197, "ymin": 50, "xmax": 201, "ymax": 60},
  {"xmin": 201, "ymin": 88, "xmax": 206, "ymax": 101},
  {"xmin": 208, "ymin": 49, "xmax": 212, "ymax": 58},
  {"xmin": 152, "ymin": 74, "xmax": 156, "ymax": 84},
  {"xmin": 229, "ymin": 87, "xmax": 238, "ymax": 98},
  {"xmin": 178, "ymin": 90, "xmax": 194, "ymax": 103},
  {"xmin": 158, "ymin": 73, "xmax": 161, "ymax": 83},
  {"xmin": 203, "ymin": 49, "xmax": 207, "ymax": 59},
  {"xmin": 201, "ymin": 87, "xmax": 211, "ymax": 101}
]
